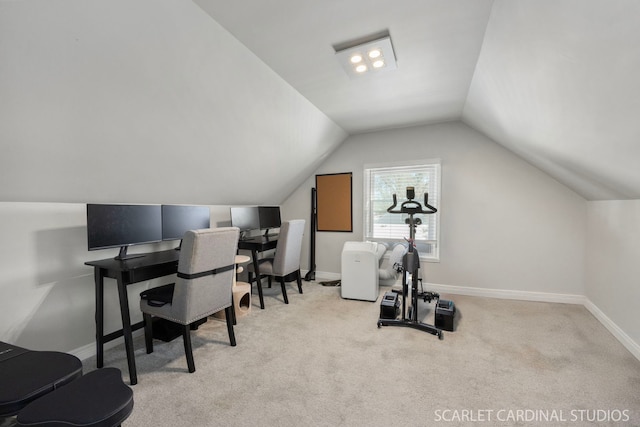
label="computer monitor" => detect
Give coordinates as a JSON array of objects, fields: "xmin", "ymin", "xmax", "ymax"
[
  {"xmin": 161, "ymin": 205, "xmax": 210, "ymax": 243},
  {"xmin": 258, "ymin": 206, "xmax": 281, "ymax": 234},
  {"xmin": 230, "ymin": 207, "xmax": 260, "ymax": 233},
  {"xmin": 87, "ymin": 204, "xmax": 162, "ymax": 260}
]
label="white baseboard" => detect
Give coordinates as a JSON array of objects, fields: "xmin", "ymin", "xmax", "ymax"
[
  {"xmin": 301, "ymin": 269, "xmax": 341, "ymax": 281},
  {"xmin": 583, "ymin": 299, "xmax": 640, "ymax": 361},
  {"xmin": 71, "ymin": 342, "xmax": 98, "ymax": 361},
  {"xmin": 425, "ymin": 282, "xmax": 586, "ymax": 305},
  {"xmin": 71, "ymin": 329, "xmax": 145, "ymax": 361}
]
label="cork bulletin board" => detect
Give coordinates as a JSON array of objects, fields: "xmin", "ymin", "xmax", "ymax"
[{"xmin": 315, "ymin": 172, "xmax": 352, "ymax": 232}]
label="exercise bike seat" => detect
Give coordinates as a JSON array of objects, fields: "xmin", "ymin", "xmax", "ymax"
[{"xmin": 0, "ymin": 341, "xmax": 83, "ymax": 417}]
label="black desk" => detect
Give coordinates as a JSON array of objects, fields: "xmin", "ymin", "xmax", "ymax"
[
  {"xmin": 237, "ymin": 235, "xmax": 278, "ymax": 309},
  {"xmin": 85, "ymin": 250, "xmax": 179, "ymax": 385}
]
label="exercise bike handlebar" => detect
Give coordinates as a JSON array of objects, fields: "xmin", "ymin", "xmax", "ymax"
[{"xmin": 387, "ymin": 192, "xmax": 437, "ymax": 215}]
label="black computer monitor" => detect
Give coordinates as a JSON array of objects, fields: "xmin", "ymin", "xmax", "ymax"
[
  {"xmin": 230, "ymin": 207, "xmax": 260, "ymax": 233},
  {"xmin": 258, "ymin": 206, "xmax": 281, "ymax": 234},
  {"xmin": 161, "ymin": 205, "xmax": 210, "ymax": 243},
  {"xmin": 87, "ymin": 204, "xmax": 163, "ymax": 260}
]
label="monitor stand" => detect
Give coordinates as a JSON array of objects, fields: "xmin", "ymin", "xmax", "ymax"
[
  {"xmin": 263, "ymin": 228, "xmax": 281, "ymax": 238},
  {"xmin": 115, "ymin": 246, "xmax": 145, "ymax": 261}
]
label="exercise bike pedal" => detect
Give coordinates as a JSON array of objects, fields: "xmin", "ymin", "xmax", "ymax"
[{"xmin": 421, "ymin": 291, "xmax": 440, "ymax": 303}]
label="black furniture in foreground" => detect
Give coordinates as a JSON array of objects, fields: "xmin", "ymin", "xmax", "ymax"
[
  {"xmin": 0, "ymin": 342, "xmax": 133, "ymax": 427},
  {"xmin": 85, "ymin": 249, "xmax": 180, "ymax": 385},
  {"xmin": 238, "ymin": 234, "xmax": 278, "ymax": 309},
  {"xmin": 0, "ymin": 342, "xmax": 82, "ymax": 417},
  {"xmin": 16, "ymin": 368, "xmax": 133, "ymax": 427}
]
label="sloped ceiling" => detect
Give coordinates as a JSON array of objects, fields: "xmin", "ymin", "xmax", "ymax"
[
  {"xmin": 464, "ymin": 0, "xmax": 640, "ymax": 200},
  {"xmin": 195, "ymin": 0, "xmax": 494, "ymax": 134},
  {"xmin": 0, "ymin": 0, "xmax": 347, "ymax": 206},
  {"xmin": 195, "ymin": 0, "xmax": 640, "ymax": 201}
]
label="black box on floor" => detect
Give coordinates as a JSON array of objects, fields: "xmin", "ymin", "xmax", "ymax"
[
  {"xmin": 379, "ymin": 291, "xmax": 400, "ymax": 319},
  {"xmin": 434, "ymin": 299, "xmax": 457, "ymax": 332},
  {"xmin": 152, "ymin": 318, "xmax": 182, "ymax": 342},
  {"xmin": 152, "ymin": 317, "xmax": 207, "ymax": 342}
]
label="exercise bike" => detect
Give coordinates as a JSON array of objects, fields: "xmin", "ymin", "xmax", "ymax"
[{"xmin": 377, "ymin": 187, "xmax": 443, "ymax": 340}]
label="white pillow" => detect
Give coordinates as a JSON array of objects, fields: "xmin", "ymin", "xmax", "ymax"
[{"xmin": 379, "ymin": 244, "xmax": 408, "ymax": 281}]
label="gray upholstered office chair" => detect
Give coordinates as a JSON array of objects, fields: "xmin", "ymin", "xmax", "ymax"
[
  {"xmin": 248, "ymin": 219, "xmax": 305, "ymax": 307},
  {"xmin": 140, "ymin": 227, "xmax": 239, "ymax": 373}
]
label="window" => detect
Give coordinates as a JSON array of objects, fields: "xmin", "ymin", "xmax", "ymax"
[{"xmin": 364, "ymin": 160, "xmax": 441, "ymax": 261}]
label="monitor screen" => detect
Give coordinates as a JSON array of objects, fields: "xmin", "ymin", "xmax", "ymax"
[
  {"xmin": 230, "ymin": 207, "xmax": 260, "ymax": 232},
  {"xmin": 162, "ymin": 205, "xmax": 211, "ymax": 241},
  {"xmin": 258, "ymin": 206, "xmax": 281, "ymax": 230},
  {"xmin": 87, "ymin": 204, "xmax": 162, "ymax": 252}
]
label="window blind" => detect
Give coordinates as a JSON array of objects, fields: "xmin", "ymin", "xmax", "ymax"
[{"xmin": 364, "ymin": 162, "xmax": 440, "ymax": 259}]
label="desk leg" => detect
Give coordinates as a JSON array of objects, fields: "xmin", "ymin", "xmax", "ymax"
[
  {"xmin": 116, "ymin": 272, "xmax": 138, "ymax": 385},
  {"xmin": 94, "ymin": 268, "xmax": 104, "ymax": 368},
  {"xmin": 251, "ymin": 249, "xmax": 265, "ymax": 309}
]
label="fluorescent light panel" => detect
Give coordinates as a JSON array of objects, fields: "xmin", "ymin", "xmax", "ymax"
[{"xmin": 335, "ymin": 36, "xmax": 397, "ymax": 78}]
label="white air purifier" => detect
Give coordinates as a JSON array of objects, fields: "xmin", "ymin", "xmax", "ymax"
[{"xmin": 341, "ymin": 241, "xmax": 380, "ymax": 301}]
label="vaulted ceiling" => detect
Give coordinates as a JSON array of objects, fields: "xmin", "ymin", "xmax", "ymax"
[{"xmin": 195, "ymin": 0, "xmax": 640, "ymax": 201}]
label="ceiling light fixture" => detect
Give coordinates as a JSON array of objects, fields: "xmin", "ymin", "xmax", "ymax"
[{"xmin": 334, "ymin": 35, "xmax": 397, "ymax": 78}]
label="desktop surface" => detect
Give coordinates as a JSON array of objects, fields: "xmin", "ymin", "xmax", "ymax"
[
  {"xmin": 240, "ymin": 233, "xmax": 278, "ymax": 242},
  {"xmin": 238, "ymin": 235, "xmax": 279, "ymax": 252},
  {"xmin": 86, "ymin": 249, "xmax": 179, "ymax": 270},
  {"xmin": 85, "ymin": 250, "xmax": 180, "ymax": 286}
]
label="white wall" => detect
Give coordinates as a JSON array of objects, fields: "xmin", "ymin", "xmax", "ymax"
[
  {"xmin": 585, "ymin": 201, "xmax": 640, "ymax": 356},
  {"xmin": 0, "ymin": 0, "xmax": 346, "ymax": 206},
  {"xmin": 284, "ymin": 121, "xmax": 587, "ymax": 296},
  {"xmin": 0, "ymin": 202, "xmax": 235, "ymax": 353}
]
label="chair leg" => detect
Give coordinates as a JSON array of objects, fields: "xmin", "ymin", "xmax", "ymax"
[
  {"xmin": 296, "ymin": 270, "xmax": 303, "ymax": 294},
  {"xmin": 247, "ymin": 273, "xmax": 254, "ymax": 298},
  {"xmin": 230, "ymin": 290, "xmax": 237, "ymax": 325},
  {"xmin": 279, "ymin": 277, "xmax": 289, "ymax": 304},
  {"xmin": 268, "ymin": 276, "xmax": 272, "ymax": 288},
  {"xmin": 143, "ymin": 313, "xmax": 154, "ymax": 354},
  {"xmin": 183, "ymin": 324, "xmax": 195, "ymax": 373},
  {"xmin": 225, "ymin": 306, "xmax": 237, "ymax": 347},
  {"xmin": 231, "ymin": 296, "xmax": 238, "ymax": 325},
  {"xmin": 256, "ymin": 275, "xmax": 265, "ymax": 309}
]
